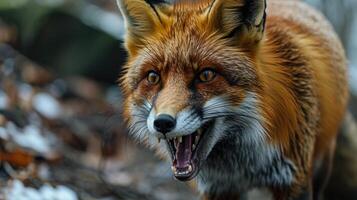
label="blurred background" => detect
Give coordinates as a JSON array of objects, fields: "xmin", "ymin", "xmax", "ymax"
[{"xmin": 0, "ymin": 0, "xmax": 356, "ymax": 199}]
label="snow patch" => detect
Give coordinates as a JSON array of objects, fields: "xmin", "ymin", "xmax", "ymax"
[
  {"xmin": 3, "ymin": 180, "xmax": 78, "ymax": 200},
  {"xmin": 32, "ymin": 93, "xmax": 61, "ymax": 119},
  {"xmin": 5, "ymin": 122, "xmax": 53, "ymax": 154},
  {"xmin": 0, "ymin": 127, "xmax": 9, "ymax": 140},
  {"xmin": 0, "ymin": 90, "xmax": 9, "ymax": 109}
]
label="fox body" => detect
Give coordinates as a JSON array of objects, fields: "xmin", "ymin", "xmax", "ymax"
[{"xmin": 117, "ymin": 0, "xmax": 349, "ymax": 199}]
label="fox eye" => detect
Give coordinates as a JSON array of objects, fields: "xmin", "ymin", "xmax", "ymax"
[
  {"xmin": 198, "ymin": 69, "xmax": 216, "ymax": 83},
  {"xmin": 147, "ymin": 71, "xmax": 160, "ymax": 85}
]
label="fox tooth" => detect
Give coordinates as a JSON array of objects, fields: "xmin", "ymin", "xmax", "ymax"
[
  {"xmin": 197, "ymin": 128, "xmax": 203, "ymax": 135},
  {"xmin": 193, "ymin": 144, "xmax": 196, "ymax": 150},
  {"xmin": 195, "ymin": 136, "xmax": 199, "ymax": 145},
  {"xmin": 171, "ymin": 166, "xmax": 177, "ymax": 173},
  {"xmin": 188, "ymin": 164, "xmax": 192, "ymax": 172},
  {"xmin": 178, "ymin": 136, "xmax": 182, "ymax": 143}
]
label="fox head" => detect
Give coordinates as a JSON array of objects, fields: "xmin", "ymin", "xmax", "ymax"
[{"xmin": 117, "ymin": 0, "xmax": 267, "ymax": 181}]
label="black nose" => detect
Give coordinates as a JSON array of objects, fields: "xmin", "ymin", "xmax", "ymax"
[{"xmin": 154, "ymin": 114, "xmax": 176, "ymax": 134}]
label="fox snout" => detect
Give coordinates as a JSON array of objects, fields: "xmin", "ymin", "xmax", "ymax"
[
  {"xmin": 153, "ymin": 114, "xmax": 176, "ymax": 134},
  {"xmin": 147, "ymin": 106, "xmax": 203, "ymax": 139},
  {"xmin": 144, "ymin": 75, "xmax": 204, "ymax": 138}
]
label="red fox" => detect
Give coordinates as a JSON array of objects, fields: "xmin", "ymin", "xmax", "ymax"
[{"xmin": 116, "ymin": 0, "xmax": 349, "ymax": 199}]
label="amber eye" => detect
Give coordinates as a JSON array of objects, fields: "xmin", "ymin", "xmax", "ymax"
[
  {"xmin": 198, "ymin": 69, "xmax": 216, "ymax": 82},
  {"xmin": 147, "ymin": 71, "xmax": 160, "ymax": 85}
]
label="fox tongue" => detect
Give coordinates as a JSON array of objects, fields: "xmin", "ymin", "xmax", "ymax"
[{"xmin": 175, "ymin": 134, "xmax": 192, "ymax": 169}]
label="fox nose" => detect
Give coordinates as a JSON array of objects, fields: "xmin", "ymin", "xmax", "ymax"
[{"xmin": 154, "ymin": 114, "xmax": 176, "ymax": 134}]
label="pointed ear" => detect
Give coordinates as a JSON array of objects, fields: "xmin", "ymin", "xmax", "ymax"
[
  {"xmin": 116, "ymin": 0, "xmax": 164, "ymax": 55},
  {"xmin": 206, "ymin": 0, "xmax": 266, "ymax": 46}
]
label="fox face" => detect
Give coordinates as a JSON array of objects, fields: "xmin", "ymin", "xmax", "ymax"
[
  {"xmin": 118, "ymin": 0, "xmax": 267, "ymax": 181},
  {"xmin": 117, "ymin": 0, "xmax": 350, "ymax": 199}
]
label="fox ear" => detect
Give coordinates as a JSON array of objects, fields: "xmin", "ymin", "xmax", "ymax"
[
  {"xmin": 206, "ymin": 0, "xmax": 266, "ymax": 46},
  {"xmin": 116, "ymin": 0, "xmax": 164, "ymax": 55}
]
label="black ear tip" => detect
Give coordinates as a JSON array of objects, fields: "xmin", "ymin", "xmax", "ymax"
[
  {"xmin": 145, "ymin": 0, "xmax": 167, "ymax": 4},
  {"xmin": 241, "ymin": 0, "xmax": 266, "ymax": 29}
]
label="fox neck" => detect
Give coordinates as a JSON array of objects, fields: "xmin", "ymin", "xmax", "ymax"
[
  {"xmin": 255, "ymin": 36, "xmax": 302, "ymax": 153},
  {"xmin": 197, "ymin": 90, "xmax": 296, "ymax": 194}
]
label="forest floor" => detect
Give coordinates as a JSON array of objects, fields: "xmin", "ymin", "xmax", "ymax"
[{"xmin": 0, "ymin": 44, "xmax": 197, "ymax": 200}]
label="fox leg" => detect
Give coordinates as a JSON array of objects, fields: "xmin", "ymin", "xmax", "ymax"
[
  {"xmin": 271, "ymin": 183, "xmax": 313, "ymax": 200},
  {"xmin": 202, "ymin": 192, "xmax": 241, "ymax": 200},
  {"xmin": 312, "ymin": 141, "xmax": 336, "ymax": 200},
  {"xmin": 271, "ymin": 166, "xmax": 314, "ymax": 200}
]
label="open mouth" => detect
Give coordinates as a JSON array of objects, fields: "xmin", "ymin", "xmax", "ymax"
[{"xmin": 166, "ymin": 122, "xmax": 210, "ymax": 181}]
